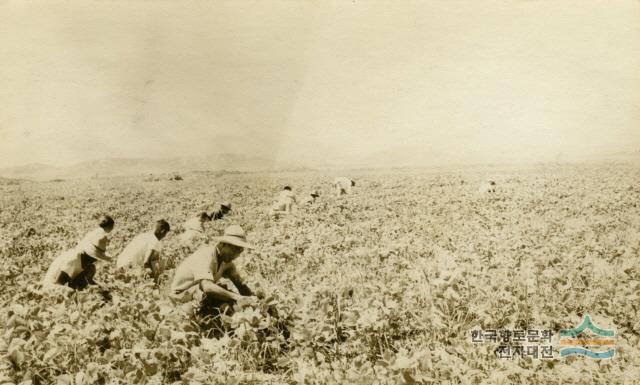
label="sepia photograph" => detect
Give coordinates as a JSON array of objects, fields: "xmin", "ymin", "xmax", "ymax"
[{"xmin": 1, "ymin": 0, "xmax": 639, "ymax": 384}]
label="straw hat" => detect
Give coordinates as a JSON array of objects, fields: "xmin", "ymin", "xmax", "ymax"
[{"xmin": 215, "ymin": 225, "xmax": 255, "ymax": 249}]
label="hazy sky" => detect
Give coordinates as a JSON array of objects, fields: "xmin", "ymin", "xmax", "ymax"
[{"xmin": 1, "ymin": 0, "xmax": 639, "ymax": 168}]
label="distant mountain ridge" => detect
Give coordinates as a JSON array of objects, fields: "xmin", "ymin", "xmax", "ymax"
[
  {"xmin": 356, "ymin": 147, "xmax": 640, "ymax": 168},
  {"xmin": 1, "ymin": 149, "xmax": 638, "ymax": 181},
  {"xmin": 0, "ymin": 154, "xmax": 307, "ymax": 181}
]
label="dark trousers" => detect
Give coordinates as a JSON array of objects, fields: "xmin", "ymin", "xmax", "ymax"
[
  {"xmin": 197, "ymin": 282, "xmax": 236, "ymax": 318},
  {"xmin": 68, "ymin": 263, "xmax": 96, "ymax": 290}
]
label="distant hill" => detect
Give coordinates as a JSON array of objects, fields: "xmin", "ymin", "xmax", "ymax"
[
  {"xmin": 0, "ymin": 154, "xmax": 306, "ymax": 181},
  {"xmin": 355, "ymin": 146, "xmax": 640, "ymax": 169},
  {"xmin": 0, "ymin": 176, "xmax": 27, "ymax": 185},
  {"xmin": 1, "ymin": 149, "xmax": 637, "ymax": 180},
  {"xmin": 595, "ymin": 149, "xmax": 640, "ymax": 163},
  {"xmin": 355, "ymin": 145, "xmax": 515, "ymax": 168}
]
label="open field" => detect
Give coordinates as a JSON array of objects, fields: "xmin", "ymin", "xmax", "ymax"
[{"xmin": 1, "ymin": 164, "xmax": 640, "ymax": 384}]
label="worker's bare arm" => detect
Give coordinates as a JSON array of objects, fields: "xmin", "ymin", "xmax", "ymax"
[{"xmin": 200, "ymin": 280, "xmax": 242, "ymax": 302}]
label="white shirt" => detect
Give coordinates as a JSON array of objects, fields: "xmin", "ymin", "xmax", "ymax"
[
  {"xmin": 270, "ymin": 190, "xmax": 296, "ymax": 213},
  {"xmin": 183, "ymin": 217, "xmax": 205, "ymax": 233},
  {"xmin": 180, "ymin": 216, "xmax": 206, "ymax": 246},
  {"xmin": 169, "ymin": 245, "xmax": 242, "ymax": 299},
  {"xmin": 43, "ymin": 248, "xmax": 84, "ymax": 286},
  {"xmin": 77, "ymin": 227, "xmax": 109, "ymax": 260},
  {"xmin": 116, "ymin": 231, "xmax": 162, "ymax": 268},
  {"xmin": 479, "ymin": 182, "xmax": 496, "ymax": 194},
  {"xmin": 301, "ymin": 195, "xmax": 316, "ymax": 205},
  {"xmin": 278, "ymin": 190, "xmax": 296, "ymax": 203},
  {"xmin": 333, "ymin": 177, "xmax": 353, "ymax": 193}
]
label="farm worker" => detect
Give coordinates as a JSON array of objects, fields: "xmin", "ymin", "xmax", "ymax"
[
  {"xmin": 179, "ymin": 212, "xmax": 211, "ymax": 249},
  {"xmin": 269, "ymin": 186, "xmax": 296, "ymax": 215},
  {"xmin": 333, "ymin": 177, "xmax": 355, "ymax": 196},
  {"xmin": 168, "ymin": 225, "xmax": 256, "ymax": 316},
  {"xmin": 209, "ymin": 201, "xmax": 232, "ymax": 220},
  {"xmin": 300, "ymin": 190, "xmax": 320, "ymax": 205},
  {"xmin": 43, "ymin": 215, "xmax": 115, "ymax": 290},
  {"xmin": 478, "ymin": 180, "xmax": 497, "ymax": 194},
  {"xmin": 116, "ymin": 219, "xmax": 171, "ymax": 280}
]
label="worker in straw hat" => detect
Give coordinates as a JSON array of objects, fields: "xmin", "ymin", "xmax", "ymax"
[{"xmin": 168, "ymin": 224, "xmax": 257, "ymax": 316}]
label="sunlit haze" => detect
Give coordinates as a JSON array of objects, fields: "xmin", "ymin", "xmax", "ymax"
[{"xmin": 1, "ymin": 0, "xmax": 638, "ymax": 169}]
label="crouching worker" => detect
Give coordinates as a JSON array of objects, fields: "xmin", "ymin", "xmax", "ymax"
[
  {"xmin": 116, "ymin": 219, "xmax": 171, "ymax": 281},
  {"xmin": 43, "ymin": 215, "xmax": 115, "ymax": 291},
  {"xmin": 179, "ymin": 212, "xmax": 211, "ymax": 252},
  {"xmin": 209, "ymin": 201, "xmax": 232, "ymax": 220},
  {"xmin": 333, "ymin": 177, "xmax": 355, "ymax": 196},
  {"xmin": 168, "ymin": 225, "xmax": 256, "ymax": 318},
  {"xmin": 269, "ymin": 186, "xmax": 296, "ymax": 216},
  {"xmin": 300, "ymin": 189, "xmax": 320, "ymax": 205}
]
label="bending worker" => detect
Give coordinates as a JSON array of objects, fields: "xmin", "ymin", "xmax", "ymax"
[
  {"xmin": 43, "ymin": 215, "xmax": 114, "ymax": 290},
  {"xmin": 333, "ymin": 177, "xmax": 355, "ymax": 196},
  {"xmin": 116, "ymin": 219, "xmax": 171, "ymax": 281},
  {"xmin": 168, "ymin": 225, "xmax": 256, "ymax": 315}
]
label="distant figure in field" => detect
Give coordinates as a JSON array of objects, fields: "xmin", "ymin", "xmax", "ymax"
[
  {"xmin": 116, "ymin": 219, "xmax": 171, "ymax": 280},
  {"xmin": 270, "ymin": 186, "xmax": 296, "ymax": 216},
  {"xmin": 168, "ymin": 225, "xmax": 257, "ymax": 316},
  {"xmin": 209, "ymin": 201, "xmax": 232, "ymax": 220},
  {"xmin": 300, "ymin": 190, "xmax": 320, "ymax": 205},
  {"xmin": 43, "ymin": 215, "xmax": 115, "ymax": 290},
  {"xmin": 179, "ymin": 212, "xmax": 211, "ymax": 250},
  {"xmin": 180, "ymin": 203, "xmax": 231, "ymax": 250},
  {"xmin": 478, "ymin": 180, "xmax": 497, "ymax": 194},
  {"xmin": 333, "ymin": 177, "xmax": 355, "ymax": 196}
]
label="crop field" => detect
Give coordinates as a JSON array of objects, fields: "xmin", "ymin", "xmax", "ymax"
[{"xmin": 1, "ymin": 164, "xmax": 639, "ymax": 384}]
